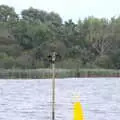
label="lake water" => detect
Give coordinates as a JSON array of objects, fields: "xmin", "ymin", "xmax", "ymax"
[{"xmin": 0, "ymin": 78, "xmax": 120, "ymax": 120}]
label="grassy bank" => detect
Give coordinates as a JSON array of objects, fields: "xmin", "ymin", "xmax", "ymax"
[{"xmin": 0, "ymin": 68, "xmax": 120, "ymax": 79}]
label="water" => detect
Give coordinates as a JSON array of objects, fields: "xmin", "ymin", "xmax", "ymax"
[{"xmin": 0, "ymin": 78, "xmax": 120, "ymax": 120}]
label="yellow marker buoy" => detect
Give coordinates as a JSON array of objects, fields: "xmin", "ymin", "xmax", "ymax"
[{"xmin": 74, "ymin": 102, "xmax": 84, "ymax": 120}]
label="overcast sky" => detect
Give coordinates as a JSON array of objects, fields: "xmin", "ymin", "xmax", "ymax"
[{"xmin": 0, "ymin": 0, "xmax": 120, "ymax": 22}]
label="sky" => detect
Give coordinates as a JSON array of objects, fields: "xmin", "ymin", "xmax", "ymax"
[{"xmin": 0, "ymin": 0, "xmax": 120, "ymax": 22}]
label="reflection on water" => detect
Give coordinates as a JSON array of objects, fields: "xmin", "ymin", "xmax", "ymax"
[{"xmin": 0, "ymin": 78, "xmax": 120, "ymax": 120}]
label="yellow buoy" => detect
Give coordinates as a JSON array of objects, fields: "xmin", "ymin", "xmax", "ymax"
[{"xmin": 74, "ymin": 102, "xmax": 84, "ymax": 120}]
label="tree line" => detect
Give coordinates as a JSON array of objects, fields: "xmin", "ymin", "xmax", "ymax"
[{"xmin": 0, "ymin": 4, "xmax": 120, "ymax": 69}]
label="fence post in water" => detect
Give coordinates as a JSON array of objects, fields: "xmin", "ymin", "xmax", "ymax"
[
  {"xmin": 48, "ymin": 51, "xmax": 61, "ymax": 120},
  {"xmin": 48, "ymin": 52, "xmax": 57, "ymax": 120},
  {"xmin": 52, "ymin": 60, "xmax": 55, "ymax": 120}
]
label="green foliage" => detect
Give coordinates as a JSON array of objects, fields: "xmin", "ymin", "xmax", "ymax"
[
  {"xmin": 21, "ymin": 7, "xmax": 62, "ymax": 25},
  {"xmin": 0, "ymin": 45, "xmax": 22, "ymax": 56},
  {"xmin": 0, "ymin": 5, "xmax": 18, "ymax": 22},
  {"xmin": 11, "ymin": 21, "xmax": 51, "ymax": 49},
  {"xmin": 0, "ymin": 54, "xmax": 16, "ymax": 68},
  {"xmin": 15, "ymin": 53, "xmax": 33, "ymax": 68},
  {"xmin": 56, "ymin": 58, "xmax": 82, "ymax": 69},
  {"xmin": 95, "ymin": 55, "xmax": 112, "ymax": 68},
  {"xmin": 0, "ymin": 5, "xmax": 120, "ymax": 69},
  {"xmin": 110, "ymin": 49, "xmax": 120, "ymax": 69}
]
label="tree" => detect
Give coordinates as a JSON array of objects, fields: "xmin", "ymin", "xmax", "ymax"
[
  {"xmin": 46, "ymin": 12, "xmax": 62, "ymax": 25},
  {"xmin": 11, "ymin": 21, "xmax": 51, "ymax": 49},
  {"xmin": 0, "ymin": 5, "xmax": 18, "ymax": 22},
  {"xmin": 22, "ymin": 7, "xmax": 47, "ymax": 23},
  {"xmin": 0, "ymin": 5, "xmax": 120, "ymax": 69}
]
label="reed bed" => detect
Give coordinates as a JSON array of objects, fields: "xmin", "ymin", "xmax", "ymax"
[{"xmin": 0, "ymin": 68, "xmax": 119, "ymax": 79}]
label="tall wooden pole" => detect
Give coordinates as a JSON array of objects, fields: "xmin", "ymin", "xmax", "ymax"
[{"xmin": 52, "ymin": 52, "xmax": 56, "ymax": 120}]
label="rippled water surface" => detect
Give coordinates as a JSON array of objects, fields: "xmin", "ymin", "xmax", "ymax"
[{"xmin": 0, "ymin": 78, "xmax": 120, "ymax": 120}]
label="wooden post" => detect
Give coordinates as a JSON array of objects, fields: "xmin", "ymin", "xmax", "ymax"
[
  {"xmin": 52, "ymin": 52, "xmax": 56, "ymax": 120},
  {"xmin": 52, "ymin": 63, "xmax": 55, "ymax": 120}
]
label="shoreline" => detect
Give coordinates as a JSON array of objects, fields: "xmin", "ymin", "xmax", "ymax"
[{"xmin": 0, "ymin": 68, "xmax": 119, "ymax": 79}]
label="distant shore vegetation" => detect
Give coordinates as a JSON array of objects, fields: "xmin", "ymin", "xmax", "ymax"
[
  {"xmin": 0, "ymin": 4, "xmax": 120, "ymax": 70},
  {"xmin": 0, "ymin": 68, "xmax": 119, "ymax": 79}
]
